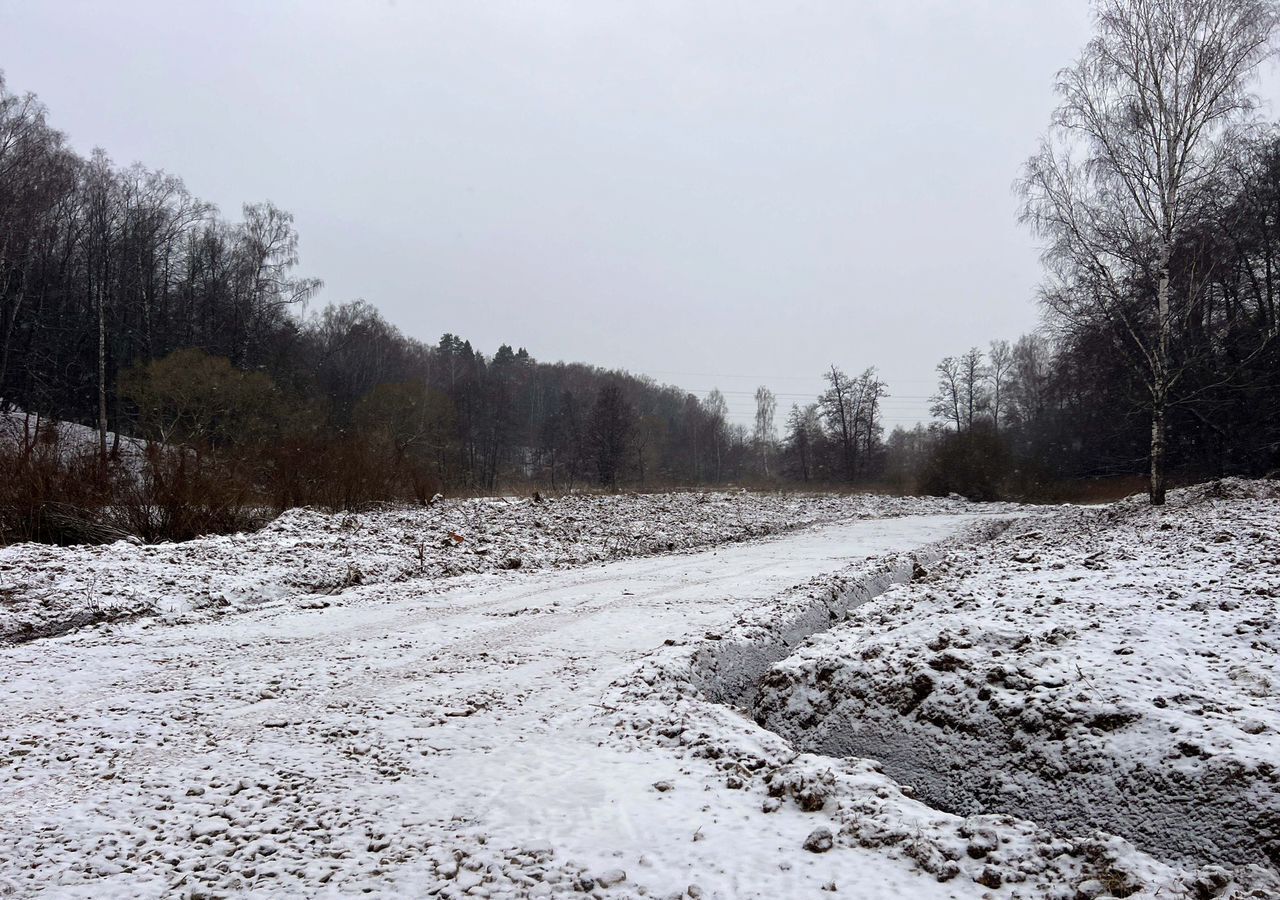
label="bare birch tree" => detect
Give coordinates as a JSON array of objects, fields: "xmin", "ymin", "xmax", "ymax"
[
  {"xmin": 1021, "ymin": 0, "xmax": 1279, "ymax": 504},
  {"xmin": 753, "ymin": 385, "xmax": 776, "ymax": 475}
]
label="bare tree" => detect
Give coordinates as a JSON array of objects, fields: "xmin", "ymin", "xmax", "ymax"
[
  {"xmin": 785, "ymin": 402, "xmax": 821, "ymax": 482},
  {"xmin": 987, "ymin": 340, "xmax": 1014, "ymax": 431},
  {"xmin": 753, "ymin": 385, "xmax": 777, "ymax": 476},
  {"xmin": 633, "ymin": 413, "xmax": 664, "ymax": 486},
  {"xmin": 820, "ymin": 365, "xmax": 858, "ymax": 479},
  {"xmin": 930, "ymin": 356, "xmax": 964, "ymax": 432},
  {"xmin": 856, "ymin": 368, "xmax": 889, "ymax": 463},
  {"xmin": 235, "ymin": 202, "xmax": 321, "ymax": 363},
  {"xmin": 931, "ymin": 349, "xmax": 989, "ymax": 433},
  {"xmin": 590, "ymin": 382, "xmax": 634, "ymax": 489},
  {"xmin": 958, "ymin": 347, "xmax": 988, "ymax": 430},
  {"xmin": 84, "ymin": 148, "xmax": 119, "ymax": 468},
  {"xmin": 704, "ymin": 388, "xmax": 729, "ymax": 481},
  {"xmin": 0, "ymin": 77, "xmax": 76, "ymax": 403},
  {"xmin": 1009, "ymin": 333, "xmax": 1053, "ymax": 428},
  {"xmin": 819, "ymin": 366, "xmax": 885, "ymax": 480},
  {"xmin": 1021, "ymin": 0, "xmax": 1280, "ymax": 504}
]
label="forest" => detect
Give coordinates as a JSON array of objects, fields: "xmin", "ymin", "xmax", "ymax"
[{"xmin": 2, "ymin": 60, "xmax": 1279, "ymax": 543}]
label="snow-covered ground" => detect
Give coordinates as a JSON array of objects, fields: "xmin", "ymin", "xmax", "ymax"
[
  {"xmin": 1, "ymin": 513, "xmax": 989, "ymax": 898},
  {"xmin": 3, "ymin": 484, "xmax": 1277, "ymax": 899},
  {"xmin": 0, "ymin": 412, "xmax": 146, "ymax": 460},
  {"xmin": 0, "ymin": 409, "xmax": 147, "ymax": 468},
  {"xmin": 756, "ymin": 480, "xmax": 1280, "ymax": 893},
  {"xmin": 0, "ymin": 491, "xmax": 980, "ymax": 644}
]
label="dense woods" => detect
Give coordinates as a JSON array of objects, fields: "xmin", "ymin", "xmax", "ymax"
[
  {"xmin": 3, "ymin": 0, "xmax": 1280, "ymax": 546},
  {"xmin": 0, "ymin": 73, "xmax": 902, "ymax": 519}
]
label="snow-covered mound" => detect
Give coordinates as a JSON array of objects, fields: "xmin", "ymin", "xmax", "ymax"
[
  {"xmin": 0, "ymin": 408, "xmax": 147, "ymax": 467},
  {"xmin": 604, "ymin": 517, "xmax": 1270, "ymax": 897},
  {"xmin": 755, "ymin": 479, "xmax": 1280, "ymax": 874},
  {"xmin": 0, "ymin": 491, "xmax": 987, "ymax": 644}
]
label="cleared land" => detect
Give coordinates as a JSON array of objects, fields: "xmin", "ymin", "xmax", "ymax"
[{"xmin": 1, "ymin": 486, "xmax": 1277, "ymax": 898}]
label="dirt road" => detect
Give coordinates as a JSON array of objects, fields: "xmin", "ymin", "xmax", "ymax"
[{"xmin": 1, "ymin": 515, "xmax": 979, "ymax": 898}]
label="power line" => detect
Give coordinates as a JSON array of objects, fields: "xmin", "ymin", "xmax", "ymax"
[
  {"xmin": 629, "ymin": 367, "xmax": 939, "ymax": 384},
  {"xmin": 674, "ymin": 388, "xmax": 935, "ymax": 400}
]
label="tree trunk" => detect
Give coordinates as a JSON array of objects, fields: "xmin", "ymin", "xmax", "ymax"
[
  {"xmin": 0, "ymin": 286, "xmax": 23, "ymax": 402},
  {"xmin": 1150, "ymin": 393, "xmax": 1167, "ymax": 505},
  {"xmin": 1150, "ymin": 250, "xmax": 1172, "ymax": 506},
  {"xmin": 97, "ymin": 291, "xmax": 109, "ymax": 471}
]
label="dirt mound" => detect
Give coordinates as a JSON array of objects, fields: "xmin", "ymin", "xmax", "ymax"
[
  {"xmin": 754, "ymin": 488, "xmax": 1280, "ymax": 880},
  {"xmin": 1170, "ymin": 477, "xmax": 1280, "ymax": 505},
  {"xmin": 1111, "ymin": 477, "xmax": 1280, "ymax": 514}
]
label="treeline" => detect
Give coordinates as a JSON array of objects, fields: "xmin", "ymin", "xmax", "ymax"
[
  {"xmin": 0, "ymin": 74, "xmax": 898, "ymax": 543},
  {"xmin": 1012, "ymin": 0, "xmax": 1280, "ymax": 504},
  {"xmin": 6, "ymin": 27, "xmax": 1280, "ymax": 544},
  {"xmin": 890, "ymin": 128, "xmax": 1280, "ymax": 500}
]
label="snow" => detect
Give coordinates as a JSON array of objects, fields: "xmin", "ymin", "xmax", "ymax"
[
  {"xmin": 0, "ymin": 513, "xmax": 991, "ymax": 898},
  {"xmin": 0, "ymin": 490, "xmax": 985, "ymax": 644},
  {"xmin": 0, "ymin": 408, "xmax": 147, "ymax": 468},
  {"xmin": 755, "ymin": 479, "xmax": 1280, "ymax": 893},
  {"xmin": 3, "ymin": 482, "xmax": 1277, "ymax": 898}
]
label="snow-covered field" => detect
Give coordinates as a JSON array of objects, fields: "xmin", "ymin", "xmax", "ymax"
[
  {"xmin": 1, "ymin": 510, "xmax": 990, "ymax": 898},
  {"xmin": 1, "ymin": 484, "xmax": 1277, "ymax": 898},
  {"xmin": 0, "ymin": 491, "xmax": 978, "ymax": 644}
]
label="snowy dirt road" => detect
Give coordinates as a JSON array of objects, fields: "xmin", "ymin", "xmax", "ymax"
[{"xmin": 1, "ymin": 514, "xmax": 987, "ymax": 899}]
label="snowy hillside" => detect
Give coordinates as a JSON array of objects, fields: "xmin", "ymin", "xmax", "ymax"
[{"xmin": 0, "ymin": 408, "xmax": 147, "ymax": 467}]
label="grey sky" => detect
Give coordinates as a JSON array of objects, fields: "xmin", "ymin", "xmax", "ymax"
[{"xmin": 3, "ymin": 1, "xmax": 1104, "ymax": 428}]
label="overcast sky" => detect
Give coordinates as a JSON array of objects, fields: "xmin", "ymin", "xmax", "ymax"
[{"xmin": 3, "ymin": 1, "xmax": 1107, "ymax": 427}]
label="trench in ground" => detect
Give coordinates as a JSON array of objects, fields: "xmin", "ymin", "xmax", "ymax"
[{"xmin": 685, "ymin": 517, "xmax": 1278, "ymax": 873}]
